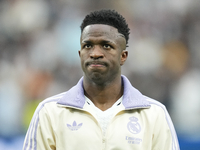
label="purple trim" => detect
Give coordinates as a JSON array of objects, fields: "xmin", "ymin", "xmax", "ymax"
[
  {"xmin": 57, "ymin": 77, "xmax": 85, "ymax": 108},
  {"xmin": 23, "ymin": 105, "xmax": 40, "ymax": 150},
  {"xmin": 29, "ymin": 119, "xmax": 34, "ymax": 149},
  {"xmin": 121, "ymin": 75, "xmax": 150, "ymax": 109},
  {"xmin": 23, "ymin": 98, "xmax": 59, "ymax": 150},
  {"xmin": 24, "ymin": 75, "xmax": 179, "ymax": 149},
  {"xmin": 33, "ymin": 115, "xmax": 40, "ymax": 150},
  {"xmin": 57, "ymin": 75, "xmax": 150, "ymax": 109},
  {"xmin": 23, "ymin": 122, "xmax": 31, "ymax": 149},
  {"xmin": 147, "ymin": 98, "xmax": 180, "ymax": 150}
]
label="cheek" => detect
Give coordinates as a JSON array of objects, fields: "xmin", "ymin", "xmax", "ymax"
[
  {"xmin": 110, "ymin": 56, "xmax": 122, "ymax": 68},
  {"xmin": 79, "ymin": 52, "xmax": 88, "ymax": 66},
  {"xmin": 80, "ymin": 56, "xmax": 85, "ymax": 66},
  {"xmin": 118, "ymin": 54, "xmax": 123, "ymax": 64},
  {"xmin": 79, "ymin": 51, "xmax": 87, "ymax": 60}
]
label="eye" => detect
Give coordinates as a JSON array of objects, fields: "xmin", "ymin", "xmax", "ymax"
[
  {"xmin": 83, "ymin": 44, "xmax": 92, "ymax": 49},
  {"xmin": 103, "ymin": 44, "xmax": 112, "ymax": 49}
]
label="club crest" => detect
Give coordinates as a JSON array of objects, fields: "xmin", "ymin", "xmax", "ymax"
[{"xmin": 127, "ymin": 116, "xmax": 141, "ymax": 134}]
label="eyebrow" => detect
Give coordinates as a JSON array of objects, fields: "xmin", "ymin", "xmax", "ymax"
[
  {"xmin": 82, "ymin": 40, "xmax": 115, "ymax": 45},
  {"xmin": 81, "ymin": 40, "xmax": 91, "ymax": 44}
]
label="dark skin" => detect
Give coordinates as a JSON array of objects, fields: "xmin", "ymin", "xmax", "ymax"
[{"xmin": 79, "ymin": 24, "xmax": 128, "ymax": 111}]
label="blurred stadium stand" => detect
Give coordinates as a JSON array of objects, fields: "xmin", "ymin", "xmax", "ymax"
[{"xmin": 0, "ymin": 0, "xmax": 200, "ymax": 149}]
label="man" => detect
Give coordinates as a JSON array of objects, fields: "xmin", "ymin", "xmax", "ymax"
[{"xmin": 23, "ymin": 9, "xmax": 180, "ymax": 150}]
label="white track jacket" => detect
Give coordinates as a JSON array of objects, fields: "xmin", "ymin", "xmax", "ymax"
[{"xmin": 23, "ymin": 75, "xmax": 180, "ymax": 150}]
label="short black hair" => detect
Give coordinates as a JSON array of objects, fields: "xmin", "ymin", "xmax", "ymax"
[{"xmin": 80, "ymin": 9, "xmax": 130, "ymax": 45}]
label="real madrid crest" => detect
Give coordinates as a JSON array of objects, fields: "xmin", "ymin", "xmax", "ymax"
[{"xmin": 127, "ymin": 116, "xmax": 141, "ymax": 134}]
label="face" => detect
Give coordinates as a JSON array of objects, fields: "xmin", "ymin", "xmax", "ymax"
[{"xmin": 79, "ymin": 24, "xmax": 128, "ymax": 85}]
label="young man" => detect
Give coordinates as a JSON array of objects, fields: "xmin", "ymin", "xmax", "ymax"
[{"xmin": 23, "ymin": 10, "xmax": 180, "ymax": 150}]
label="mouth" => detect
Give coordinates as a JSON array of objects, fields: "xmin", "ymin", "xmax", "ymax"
[{"xmin": 86, "ymin": 61, "xmax": 107, "ymax": 68}]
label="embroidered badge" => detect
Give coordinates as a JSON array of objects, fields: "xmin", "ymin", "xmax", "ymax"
[
  {"xmin": 67, "ymin": 121, "xmax": 83, "ymax": 131},
  {"xmin": 127, "ymin": 116, "xmax": 141, "ymax": 134}
]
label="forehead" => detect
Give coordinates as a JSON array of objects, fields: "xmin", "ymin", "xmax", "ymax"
[{"xmin": 81, "ymin": 24, "xmax": 121, "ymax": 41}]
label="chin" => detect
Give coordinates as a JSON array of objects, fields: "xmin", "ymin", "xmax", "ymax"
[
  {"xmin": 88, "ymin": 72, "xmax": 107, "ymax": 85},
  {"xmin": 91, "ymin": 72, "xmax": 103, "ymax": 80}
]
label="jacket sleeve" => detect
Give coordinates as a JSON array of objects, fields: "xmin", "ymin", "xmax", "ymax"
[
  {"xmin": 22, "ymin": 103, "xmax": 56, "ymax": 150},
  {"xmin": 152, "ymin": 105, "xmax": 180, "ymax": 150}
]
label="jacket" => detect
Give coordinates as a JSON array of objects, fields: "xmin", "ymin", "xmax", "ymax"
[{"xmin": 23, "ymin": 75, "xmax": 180, "ymax": 150}]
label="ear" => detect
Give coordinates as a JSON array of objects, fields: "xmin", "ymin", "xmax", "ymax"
[
  {"xmin": 78, "ymin": 50, "xmax": 81, "ymax": 57},
  {"xmin": 120, "ymin": 50, "xmax": 128, "ymax": 66}
]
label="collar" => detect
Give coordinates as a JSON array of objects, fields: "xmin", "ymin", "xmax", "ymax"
[{"xmin": 57, "ymin": 75, "xmax": 150, "ymax": 110}]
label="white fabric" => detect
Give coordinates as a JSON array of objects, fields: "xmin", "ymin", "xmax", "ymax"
[{"xmin": 85, "ymin": 96, "xmax": 122, "ymax": 135}]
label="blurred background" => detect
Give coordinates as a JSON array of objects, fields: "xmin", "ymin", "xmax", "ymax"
[{"xmin": 0, "ymin": 0, "xmax": 200, "ymax": 149}]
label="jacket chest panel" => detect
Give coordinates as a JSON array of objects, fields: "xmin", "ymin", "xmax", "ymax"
[
  {"xmin": 104, "ymin": 112, "xmax": 153, "ymax": 150},
  {"xmin": 53, "ymin": 110, "xmax": 103, "ymax": 149},
  {"xmin": 52, "ymin": 108, "xmax": 154, "ymax": 150}
]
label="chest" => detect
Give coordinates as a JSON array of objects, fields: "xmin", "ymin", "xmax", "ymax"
[{"xmin": 51, "ymin": 109, "xmax": 155, "ymax": 150}]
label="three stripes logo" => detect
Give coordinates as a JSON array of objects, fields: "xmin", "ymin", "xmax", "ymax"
[{"xmin": 67, "ymin": 121, "xmax": 83, "ymax": 131}]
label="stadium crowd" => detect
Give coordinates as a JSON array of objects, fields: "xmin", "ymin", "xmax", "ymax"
[{"xmin": 0, "ymin": 0, "xmax": 200, "ymax": 149}]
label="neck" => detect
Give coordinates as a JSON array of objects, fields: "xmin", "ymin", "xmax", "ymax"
[{"xmin": 83, "ymin": 75, "xmax": 123, "ymax": 111}]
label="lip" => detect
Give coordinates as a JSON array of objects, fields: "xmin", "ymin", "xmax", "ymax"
[
  {"xmin": 89, "ymin": 64, "xmax": 104, "ymax": 68},
  {"xmin": 86, "ymin": 61, "xmax": 107, "ymax": 68}
]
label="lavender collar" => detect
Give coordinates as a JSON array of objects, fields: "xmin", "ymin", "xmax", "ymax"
[{"xmin": 57, "ymin": 75, "xmax": 150, "ymax": 109}]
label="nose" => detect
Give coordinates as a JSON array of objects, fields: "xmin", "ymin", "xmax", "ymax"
[{"xmin": 90, "ymin": 45, "xmax": 104, "ymax": 59}]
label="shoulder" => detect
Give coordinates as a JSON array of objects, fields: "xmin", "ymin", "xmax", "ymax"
[
  {"xmin": 145, "ymin": 96, "xmax": 166, "ymax": 109},
  {"xmin": 36, "ymin": 92, "xmax": 67, "ymax": 114},
  {"xmin": 143, "ymin": 96, "xmax": 175, "ymax": 128},
  {"xmin": 143, "ymin": 96, "xmax": 168, "ymax": 116}
]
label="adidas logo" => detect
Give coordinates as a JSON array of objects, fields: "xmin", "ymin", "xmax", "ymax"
[{"xmin": 67, "ymin": 121, "xmax": 83, "ymax": 131}]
